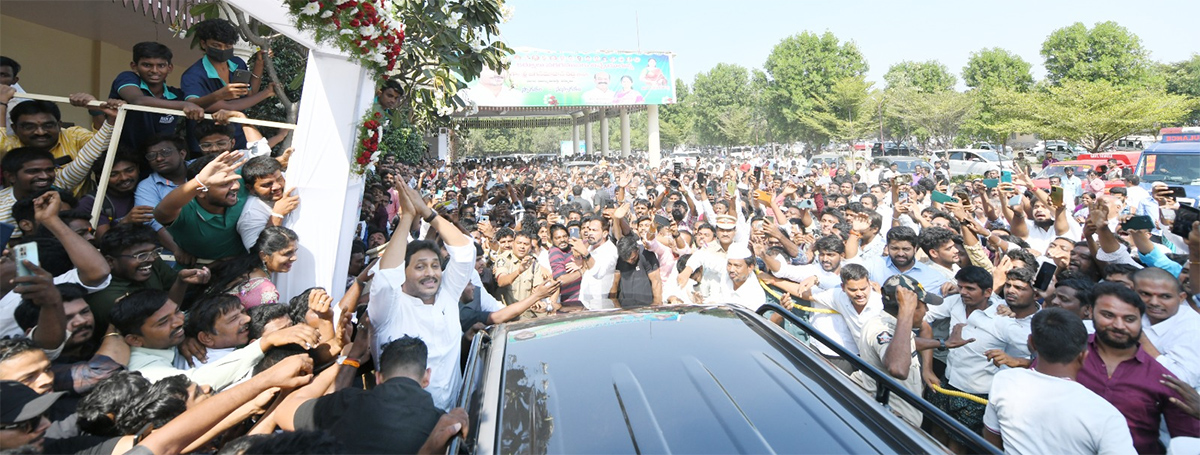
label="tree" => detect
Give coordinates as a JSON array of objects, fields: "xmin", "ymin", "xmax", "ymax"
[
  {"xmin": 690, "ymin": 63, "xmax": 755, "ymax": 146},
  {"xmin": 793, "ymin": 76, "xmax": 875, "ymax": 150},
  {"xmin": 1041, "ymin": 21, "xmax": 1152, "ymax": 86},
  {"xmin": 1160, "ymin": 54, "xmax": 1200, "ymax": 125},
  {"xmin": 883, "ymin": 60, "xmax": 956, "ymax": 93},
  {"xmin": 658, "ymin": 78, "xmax": 696, "ymax": 150},
  {"xmin": 760, "ymin": 31, "xmax": 868, "ymax": 147},
  {"xmin": 886, "ymin": 86, "xmax": 976, "ymax": 150},
  {"xmin": 962, "ymin": 48, "xmax": 1034, "ymax": 92},
  {"xmin": 960, "ymin": 48, "xmax": 1035, "ymax": 145},
  {"xmin": 996, "ymin": 79, "xmax": 1197, "ymax": 152}
]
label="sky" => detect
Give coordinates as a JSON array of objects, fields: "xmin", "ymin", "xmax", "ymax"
[{"xmin": 498, "ymin": 0, "xmax": 1200, "ymax": 90}]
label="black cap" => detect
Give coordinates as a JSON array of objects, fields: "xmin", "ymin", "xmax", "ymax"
[
  {"xmin": 0, "ymin": 381, "xmax": 62, "ymax": 424},
  {"xmin": 881, "ymin": 275, "xmax": 943, "ymax": 307}
]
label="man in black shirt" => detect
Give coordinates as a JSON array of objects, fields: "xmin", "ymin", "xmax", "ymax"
[
  {"xmin": 614, "ymin": 235, "xmax": 661, "ymax": 308},
  {"xmin": 283, "ymin": 336, "xmax": 443, "ymax": 454}
]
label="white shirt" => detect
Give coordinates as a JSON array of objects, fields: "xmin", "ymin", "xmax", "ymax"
[
  {"xmin": 369, "ymin": 242, "xmax": 475, "ymax": 410},
  {"xmin": 236, "ymin": 197, "xmax": 279, "ymax": 250},
  {"xmin": 579, "ymin": 240, "xmax": 618, "ymax": 310},
  {"xmin": 129, "ymin": 343, "xmax": 264, "ymax": 391},
  {"xmin": 686, "ymin": 244, "xmax": 732, "ymax": 301},
  {"xmin": 713, "ymin": 272, "xmax": 766, "ymax": 311},
  {"xmin": 774, "ymin": 263, "xmax": 840, "ymax": 291},
  {"xmin": 984, "ymin": 368, "xmax": 1136, "ymax": 455},
  {"xmin": 0, "ymin": 269, "xmax": 111, "ymax": 339},
  {"xmin": 858, "ymin": 234, "xmax": 886, "ymax": 260},
  {"xmin": 1143, "ymin": 308, "xmax": 1200, "ymax": 388},
  {"xmin": 808, "ymin": 288, "xmax": 882, "ymax": 357},
  {"xmin": 944, "ymin": 304, "xmax": 1033, "ymax": 395}
]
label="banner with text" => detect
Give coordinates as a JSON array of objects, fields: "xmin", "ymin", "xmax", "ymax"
[{"xmin": 460, "ymin": 50, "xmax": 676, "ymax": 107}]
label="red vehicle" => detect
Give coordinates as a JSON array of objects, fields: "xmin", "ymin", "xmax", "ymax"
[{"xmin": 1032, "ymin": 160, "xmax": 1120, "ymax": 191}]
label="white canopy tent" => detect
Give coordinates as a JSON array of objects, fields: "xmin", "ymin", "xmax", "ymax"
[{"xmin": 225, "ymin": 0, "xmax": 373, "ymax": 301}]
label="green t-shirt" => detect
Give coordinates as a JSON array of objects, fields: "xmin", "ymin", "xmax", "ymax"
[
  {"xmin": 166, "ymin": 183, "xmax": 249, "ymax": 261},
  {"xmin": 86, "ymin": 259, "xmax": 179, "ymax": 339}
]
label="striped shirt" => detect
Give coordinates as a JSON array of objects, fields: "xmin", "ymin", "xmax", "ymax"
[
  {"xmin": 0, "ymin": 121, "xmax": 113, "ymax": 234},
  {"xmin": 548, "ymin": 246, "xmax": 581, "ymax": 307}
]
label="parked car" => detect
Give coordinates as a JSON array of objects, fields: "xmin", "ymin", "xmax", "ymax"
[
  {"xmin": 809, "ymin": 153, "xmax": 844, "ymax": 168},
  {"xmin": 871, "ymin": 141, "xmax": 919, "ymax": 156},
  {"xmin": 1032, "ymin": 140, "xmax": 1086, "ymax": 161},
  {"xmin": 450, "ymin": 305, "xmax": 996, "ymax": 454},
  {"xmin": 932, "ymin": 149, "xmax": 1012, "ymax": 176},
  {"xmin": 872, "ymin": 156, "xmax": 933, "ymax": 174},
  {"xmin": 1031, "ymin": 160, "xmax": 1120, "ymax": 192}
]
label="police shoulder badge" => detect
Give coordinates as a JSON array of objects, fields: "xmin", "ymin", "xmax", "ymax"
[{"xmin": 876, "ymin": 331, "xmax": 893, "ymax": 345}]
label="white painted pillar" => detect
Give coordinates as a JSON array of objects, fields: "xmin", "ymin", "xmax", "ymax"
[
  {"xmin": 571, "ymin": 119, "xmax": 579, "ymax": 157},
  {"xmin": 647, "ymin": 105, "xmax": 661, "ymax": 167},
  {"xmin": 600, "ymin": 110, "xmax": 610, "ymax": 157},
  {"xmin": 584, "ymin": 118, "xmax": 593, "ymax": 157},
  {"xmin": 620, "ymin": 108, "xmax": 631, "ymax": 157}
]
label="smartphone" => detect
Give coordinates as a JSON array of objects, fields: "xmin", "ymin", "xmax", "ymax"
[
  {"xmin": 230, "ymin": 69, "xmax": 252, "ymax": 85},
  {"xmin": 931, "ymin": 190, "xmax": 958, "ymax": 204},
  {"xmin": 1033, "ymin": 261, "xmax": 1057, "ymax": 292},
  {"xmin": 1120, "ymin": 215, "xmax": 1155, "ymax": 231},
  {"xmin": 1050, "ymin": 186, "xmax": 1064, "ymax": 207},
  {"xmin": 1167, "ymin": 186, "xmax": 1188, "ymax": 199},
  {"xmin": 479, "ymin": 214, "xmax": 489, "ymax": 222},
  {"xmin": 1008, "ymin": 194, "xmax": 1022, "ymax": 206},
  {"xmin": 673, "ymin": 162, "xmax": 683, "ymax": 177},
  {"xmin": 13, "ymin": 242, "xmax": 38, "ymax": 278},
  {"xmin": 1001, "ymin": 170, "xmax": 1012, "ymax": 183},
  {"xmin": 899, "ymin": 191, "xmax": 911, "ymax": 202},
  {"xmin": 569, "ymin": 226, "xmax": 580, "ymax": 238},
  {"xmin": 797, "ymin": 199, "xmax": 816, "ymax": 210},
  {"xmin": 754, "ymin": 166, "xmax": 762, "ymax": 182},
  {"xmin": 696, "ymin": 173, "xmax": 707, "ymax": 186},
  {"xmin": 755, "ymin": 190, "xmax": 773, "ymax": 202},
  {"xmin": 983, "ymin": 178, "xmax": 999, "ymax": 189},
  {"xmin": 1170, "ymin": 205, "xmax": 1199, "ymax": 239}
]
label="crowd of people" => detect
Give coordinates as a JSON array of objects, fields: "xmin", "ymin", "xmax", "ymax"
[{"xmin": 0, "ymin": 16, "xmax": 1198, "ymax": 455}]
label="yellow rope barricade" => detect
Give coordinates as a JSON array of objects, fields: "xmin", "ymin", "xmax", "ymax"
[{"xmin": 929, "ymin": 383, "xmax": 989, "ymax": 405}]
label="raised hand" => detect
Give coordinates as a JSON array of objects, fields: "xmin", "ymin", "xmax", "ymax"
[
  {"xmin": 121, "ymin": 206, "xmax": 156, "ymax": 224},
  {"xmin": 177, "ymin": 267, "xmax": 211, "ymax": 285},
  {"xmin": 196, "ymin": 151, "xmax": 245, "ymax": 188},
  {"xmin": 31, "ymin": 191, "xmax": 62, "ymax": 224},
  {"xmin": 261, "ymin": 324, "xmax": 321, "ymax": 350},
  {"xmin": 273, "ymin": 189, "xmax": 300, "ymax": 216}
]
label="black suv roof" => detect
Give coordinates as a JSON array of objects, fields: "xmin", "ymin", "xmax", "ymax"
[{"xmin": 461, "ymin": 306, "xmax": 958, "ymax": 454}]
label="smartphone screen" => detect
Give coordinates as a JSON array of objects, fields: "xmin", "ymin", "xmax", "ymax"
[
  {"xmin": 1120, "ymin": 215, "xmax": 1155, "ymax": 231},
  {"xmin": 569, "ymin": 226, "xmax": 580, "ymax": 238},
  {"xmin": 1033, "ymin": 261, "xmax": 1057, "ymax": 291}
]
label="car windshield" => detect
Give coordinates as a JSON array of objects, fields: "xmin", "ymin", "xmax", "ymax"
[
  {"xmin": 1039, "ymin": 163, "xmax": 1093, "ymax": 178},
  {"xmin": 973, "ymin": 151, "xmax": 1001, "ymax": 162},
  {"xmin": 889, "ymin": 160, "xmax": 927, "ymax": 173},
  {"xmin": 1140, "ymin": 153, "xmax": 1200, "ymax": 185}
]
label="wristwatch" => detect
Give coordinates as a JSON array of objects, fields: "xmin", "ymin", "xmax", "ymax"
[{"xmin": 937, "ymin": 338, "xmax": 947, "ymax": 352}]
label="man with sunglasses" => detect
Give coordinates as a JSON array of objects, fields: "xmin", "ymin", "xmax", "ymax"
[{"xmin": 84, "ymin": 223, "xmax": 210, "ymax": 343}]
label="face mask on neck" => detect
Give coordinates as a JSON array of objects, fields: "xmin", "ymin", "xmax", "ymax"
[{"xmin": 206, "ymin": 46, "xmax": 235, "ymax": 63}]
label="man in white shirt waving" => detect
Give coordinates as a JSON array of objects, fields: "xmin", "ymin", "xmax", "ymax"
[{"xmin": 370, "ymin": 181, "xmax": 476, "ymax": 410}]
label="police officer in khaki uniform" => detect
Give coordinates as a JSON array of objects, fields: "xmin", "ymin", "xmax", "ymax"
[{"xmin": 492, "ymin": 232, "xmax": 555, "ymax": 319}]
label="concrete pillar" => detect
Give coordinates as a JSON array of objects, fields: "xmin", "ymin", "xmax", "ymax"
[
  {"xmin": 584, "ymin": 118, "xmax": 593, "ymax": 157},
  {"xmin": 647, "ymin": 105, "xmax": 661, "ymax": 167},
  {"xmin": 571, "ymin": 119, "xmax": 579, "ymax": 157},
  {"xmin": 600, "ymin": 110, "xmax": 610, "ymax": 157},
  {"xmin": 620, "ymin": 108, "xmax": 631, "ymax": 157}
]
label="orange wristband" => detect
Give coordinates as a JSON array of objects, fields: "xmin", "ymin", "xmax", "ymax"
[{"xmin": 339, "ymin": 358, "xmax": 361, "ymax": 369}]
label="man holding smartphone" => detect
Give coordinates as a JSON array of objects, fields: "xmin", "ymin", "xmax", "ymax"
[{"xmin": 180, "ymin": 19, "xmax": 273, "ymax": 153}]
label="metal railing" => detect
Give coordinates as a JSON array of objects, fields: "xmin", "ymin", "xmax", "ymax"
[
  {"xmin": 755, "ymin": 302, "xmax": 1000, "ymax": 455},
  {"xmin": 15, "ymin": 92, "xmax": 297, "ymax": 228}
]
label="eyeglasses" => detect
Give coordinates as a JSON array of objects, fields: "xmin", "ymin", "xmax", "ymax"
[
  {"xmin": 198, "ymin": 139, "xmax": 232, "ymax": 151},
  {"xmin": 145, "ymin": 148, "xmax": 179, "ymax": 160},
  {"xmin": 117, "ymin": 247, "xmax": 163, "ymax": 262},
  {"xmin": 15, "ymin": 121, "xmax": 59, "ymax": 134},
  {"xmin": 0, "ymin": 413, "xmax": 44, "ymax": 432}
]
